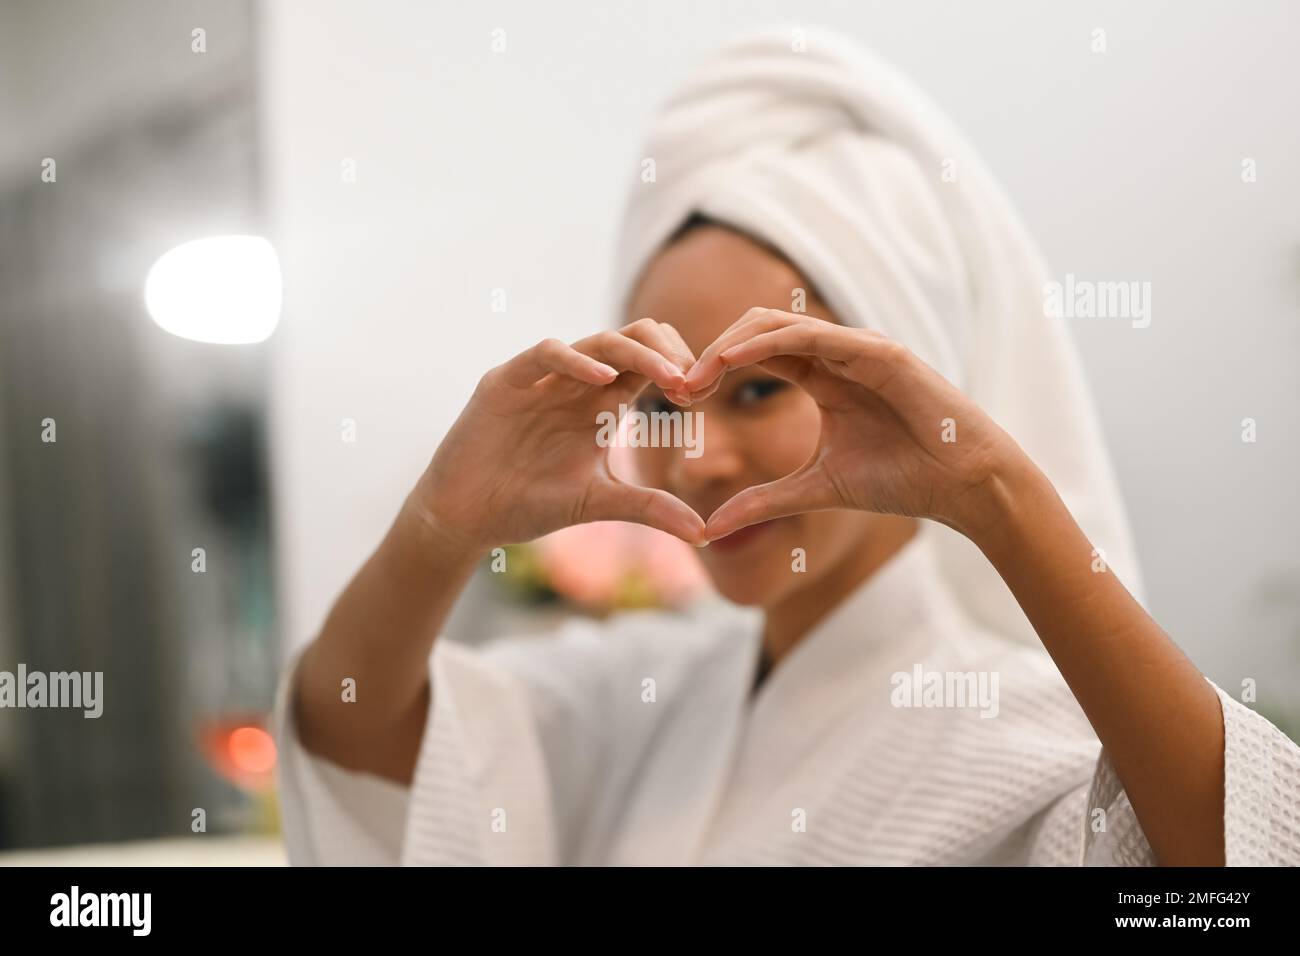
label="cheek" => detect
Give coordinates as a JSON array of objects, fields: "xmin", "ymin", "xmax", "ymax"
[
  {"xmin": 624, "ymin": 445, "xmax": 673, "ymax": 489},
  {"xmin": 742, "ymin": 392, "xmax": 821, "ymax": 478}
]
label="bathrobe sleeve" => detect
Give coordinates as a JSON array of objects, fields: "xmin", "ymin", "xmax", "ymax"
[
  {"xmin": 272, "ymin": 644, "xmax": 413, "ymax": 866},
  {"xmin": 273, "ymin": 615, "xmax": 647, "ymax": 867},
  {"xmin": 1043, "ymin": 678, "xmax": 1300, "ymax": 866}
]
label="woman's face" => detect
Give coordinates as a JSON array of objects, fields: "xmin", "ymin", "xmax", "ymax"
[{"xmin": 625, "ymin": 224, "xmax": 890, "ymax": 608}]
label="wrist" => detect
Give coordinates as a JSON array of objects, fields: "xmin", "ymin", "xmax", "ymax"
[
  {"xmin": 949, "ymin": 450, "xmax": 1054, "ymax": 556},
  {"xmin": 394, "ymin": 482, "xmax": 488, "ymax": 575}
]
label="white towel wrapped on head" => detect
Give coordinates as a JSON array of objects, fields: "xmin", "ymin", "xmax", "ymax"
[{"xmin": 610, "ymin": 25, "xmax": 1145, "ymax": 645}]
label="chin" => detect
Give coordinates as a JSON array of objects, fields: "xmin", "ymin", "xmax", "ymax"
[
  {"xmin": 705, "ymin": 566, "xmax": 791, "ymax": 607},
  {"xmin": 699, "ymin": 516, "xmax": 805, "ymax": 607}
]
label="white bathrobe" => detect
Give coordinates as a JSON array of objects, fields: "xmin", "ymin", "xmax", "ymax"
[{"xmin": 273, "ymin": 536, "xmax": 1300, "ymax": 866}]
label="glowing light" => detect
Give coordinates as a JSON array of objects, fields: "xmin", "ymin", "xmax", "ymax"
[
  {"xmin": 227, "ymin": 726, "xmax": 277, "ymax": 774},
  {"xmin": 144, "ymin": 235, "xmax": 281, "ymax": 344}
]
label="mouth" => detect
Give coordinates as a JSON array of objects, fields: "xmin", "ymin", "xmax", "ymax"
[{"xmin": 705, "ymin": 518, "xmax": 783, "ymax": 553}]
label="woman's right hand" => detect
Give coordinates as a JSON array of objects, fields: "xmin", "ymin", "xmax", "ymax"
[{"xmin": 410, "ymin": 319, "xmax": 707, "ymax": 551}]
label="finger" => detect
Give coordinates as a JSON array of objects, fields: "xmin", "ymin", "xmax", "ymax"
[
  {"xmin": 724, "ymin": 324, "xmax": 955, "ymax": 427},
  {"xmin": 719, "ymin": 324, "xmax": 913, "ymax": 393},
  {"xmin": 684, "ymin": 308, "xmax": 835, "ymax": 400},
  {"xmin": 681, "ymin": 311, "xmax": 794, "ymax": 403},
  {"xmin": 741, "ymin": 354, "xmax": 860, "ymax": 408},
  {"xmin": 683, "ymin": 307, "xmax": 798, "ymax": 395},
  {"xmin": 652, "ymin": 322, "xmax": 700, "ymax": 404},
  {"xmin": 690, "ymin": 353, "xmax": 818, "ymax": 407},
  {"xmin": 680, "ymin": 307, "xmax": 774, "ymax": 396},
  {"xmin": 572, "ymin": 330, "xmax": 688, "ymax": 393},
  {"xmin": 704, "ymin": 464, "xmax": 840, "ymax": 542},
  {"xmin": 620, "ymin": 319, "xmax": 696, "ymax": 404},
  {"xmin": 720, "ymin": 322, "xmax": 862, "ymax": 364},
  {"xmin": 584, "ymin": 477, "xmax": 707, "ymax": 546},
  {"xmin": 620, "ymin": 318, "xmax": 695, "ymax": 371},
  {"xmin": 750, "ymin": 355, "xmax": 821, "ymax": 393},
  {"xmin": 497, "ymin": 338, "xmax": 620, "ymax": 388}
]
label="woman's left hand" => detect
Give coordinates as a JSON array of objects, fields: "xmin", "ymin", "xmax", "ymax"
[
  {"xmin": 683, "ymin": 310, "xmax": 1241, "ymax": 868},
  {"xmin": 681, "ymin": 308, "xmax": 1033, "ymax": 543}
]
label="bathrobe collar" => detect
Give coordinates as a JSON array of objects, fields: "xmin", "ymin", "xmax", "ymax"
[
  {"xmin": 687, "ymin": 534, "xmax": 949, "ymax": 859},
  {"xmin": 743, "ymin": 534, "xmax": 942, "ymax": 733}
]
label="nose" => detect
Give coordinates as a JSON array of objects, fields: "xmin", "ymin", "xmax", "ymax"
[{"xmin": 666, "ymin": 409, "xmax": 746, "ymax": 495}]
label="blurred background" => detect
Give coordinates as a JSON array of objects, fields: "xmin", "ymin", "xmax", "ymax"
[{"xmin": 0, "ymin": 0, "xmax": 1296, "ymax": 864}]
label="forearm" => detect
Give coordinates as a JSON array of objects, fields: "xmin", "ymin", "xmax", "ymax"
[
  {"xmin": 965, "ymin": 460, "xmax": 1225, "ymax": 866},
  {"xmin": 292, "ymin": 488, "xmax": 484, "ymax": 783}
]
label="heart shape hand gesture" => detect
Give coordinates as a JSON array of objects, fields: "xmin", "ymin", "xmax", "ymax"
[{"xmin": 414, "ymin": 310, "xmax": 1024, "ymax": 553}]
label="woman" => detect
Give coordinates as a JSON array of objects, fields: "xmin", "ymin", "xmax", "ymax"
[{"xmin": 273, "ymin": 28, "xmax": 1300, "ymax": 866}]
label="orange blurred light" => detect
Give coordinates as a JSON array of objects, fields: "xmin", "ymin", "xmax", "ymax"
[{"xmin": 228, "ymin": 726, "xmax": 277, "ymax": 774}]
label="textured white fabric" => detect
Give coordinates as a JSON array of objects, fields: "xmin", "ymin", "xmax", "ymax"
[
  {"xmin": 609, "ymin": 26, "xmax": 1143, "ymax": 648},
  {"xmin": 273, "ymin": 537, "xmax": 1300, "ymax": 866}
]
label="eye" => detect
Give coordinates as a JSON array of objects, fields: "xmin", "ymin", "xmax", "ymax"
[
  {"xmin": 636, "ymin": 393, "xmax": 675, "ymax": 416},
  {"xmin": 732, "ymin": 377, "xmax": 787, "ymax": 407}
]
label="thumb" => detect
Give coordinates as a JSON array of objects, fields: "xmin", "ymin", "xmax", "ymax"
[
  {"xmin": 705, "ymin": 465, "xmax": 836, "ymax": 542},
  {"xmin": 584, "ymin": 477, "xmax": 707, "ymax": 547}
]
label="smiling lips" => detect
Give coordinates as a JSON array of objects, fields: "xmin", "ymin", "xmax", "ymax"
[{"xmin": 705, "ymin": 518, "xmax": 782, "ymax": 553}]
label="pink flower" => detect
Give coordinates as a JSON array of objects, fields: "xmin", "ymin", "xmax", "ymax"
[
  {"xmin": 535, "ymin": 421, "xmax": 711, "ymax": 610},
  {"xmin": 537, "ymin": 521, "xmax": 710, "ymax": 609}
]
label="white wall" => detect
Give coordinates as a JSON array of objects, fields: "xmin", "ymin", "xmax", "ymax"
[{"xmin": 260, "ymin": 0, "xmax": 1300, "ymax": 694}]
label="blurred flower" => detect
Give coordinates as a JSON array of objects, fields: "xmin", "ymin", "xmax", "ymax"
[
  {"xmin": 535, "ymin": 520, "xmax": 710, "ymax": 610},
  {"xmin": 492, "ymin": 421, "xmax": 712, "ymax": 611}
]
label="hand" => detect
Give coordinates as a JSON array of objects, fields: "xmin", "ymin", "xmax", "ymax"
[
  {"xmin": 681, "ymin": 309, "xmax": 1031, "ymax": 543},
  {"xmin": 413, "ymin": 319, "xmax": 707, "ymax": 550}
]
